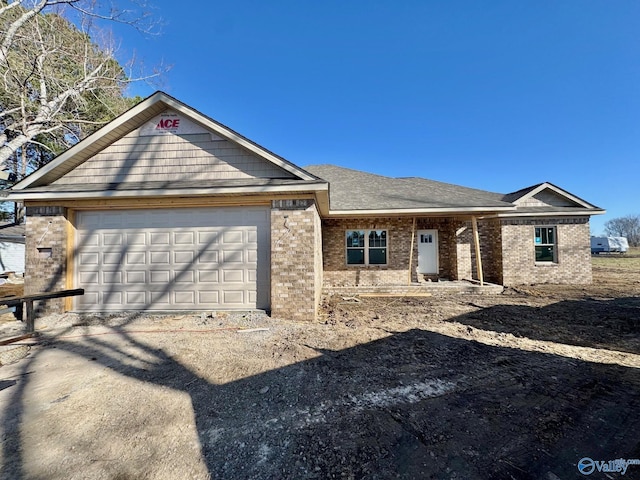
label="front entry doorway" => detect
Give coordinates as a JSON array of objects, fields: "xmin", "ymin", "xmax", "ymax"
[{"xmin": 417, "ymin": 229, "xmax": 438, "ymax": 274}]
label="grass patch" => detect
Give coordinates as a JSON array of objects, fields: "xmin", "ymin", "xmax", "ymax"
[{"xmin": 592, "ymin": 246, "xmax": 640, "ymax": 270}]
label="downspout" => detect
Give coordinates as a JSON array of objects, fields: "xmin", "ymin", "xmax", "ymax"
[
  {"xmin": 471, "ymin": 216, "xmax": 484, "ymax": 286},
  {"xmin": 408, "ymin": 217, "xmax": 416, "ymax": 285}
]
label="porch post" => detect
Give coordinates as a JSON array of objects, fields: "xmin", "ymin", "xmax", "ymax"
[
  {"xmin": 471, "ymin": 216, "xmax": 484, "ymax": 286},
  {"xmin": 408, "ymin": 217, "xmax": 416, "ymax": 285}
]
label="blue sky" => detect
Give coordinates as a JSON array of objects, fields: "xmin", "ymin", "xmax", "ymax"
[{"xmin": 114, "ymin": 1, "xmax": 639, "ymax": 234}]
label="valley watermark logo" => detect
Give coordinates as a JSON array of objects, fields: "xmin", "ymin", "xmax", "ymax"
[{"xmin": 578, "ymin": 457, "xmax": 640, "ymax": 476}]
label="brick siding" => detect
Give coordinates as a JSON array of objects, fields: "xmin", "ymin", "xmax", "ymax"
[
  {"xmin": 270, "ymin": 200, "xmax": 322, "ymax": 321},
  {"xmin": 24, "ymin": 206, "xmax": 69, "ymax": 315},
  {"xmin": 322, "ymin": 217, "xmax": 467, "ymax": 287},
  {"xmin": 500, "ymin": 217, "xmax": 592, "ymax": 285},
  {"xmin": 465, "ymin": 218, "xmax": 503, "ymax": 284}
]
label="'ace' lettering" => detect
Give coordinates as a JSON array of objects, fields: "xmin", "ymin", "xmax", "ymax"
[{"xmin": 156, "ymin": 118, "xmax": 180, "ymax": 130}]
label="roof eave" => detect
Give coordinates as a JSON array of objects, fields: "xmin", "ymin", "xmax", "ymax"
[
  {"xmin": 496, "ymin": 209, "xmax": 606, "ymax": 218},
  {"xmin": 10, "ymin": 182, "xmax": 329, "ymax": 202},
  {"xmin": 323, "ymin": 206, "xmax": 517, "ymax": 218}
]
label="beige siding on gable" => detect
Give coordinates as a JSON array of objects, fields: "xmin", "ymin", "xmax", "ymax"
[
  {"xmin": 516, "ymin": 189, "xmax": 578, "ymax": 208},
  {"xmin": 53, "ymin": 132, "xmax": 295, "ymax": 185}
]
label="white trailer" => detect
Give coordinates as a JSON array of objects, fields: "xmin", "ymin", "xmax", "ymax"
[{"xmin": 590, "ymin": 236, "xmax": 629, "ymax": 254}]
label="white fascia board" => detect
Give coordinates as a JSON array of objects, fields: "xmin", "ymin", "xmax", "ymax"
[
  {"xmin": 497, "ymin": 210, "xmax": 606, "ymax": 218},
  {"xmin": 325, "ymin": 206, "xmax": 517, "ymax": 217},
  {"xmin": 9, "ymin": 183, "xmax": 329, "ymax": 201}
]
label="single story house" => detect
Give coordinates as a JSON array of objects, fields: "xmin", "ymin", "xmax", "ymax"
[{"xmin": 8, "ymin": 92, "xmax": 604, "ymax": 321}]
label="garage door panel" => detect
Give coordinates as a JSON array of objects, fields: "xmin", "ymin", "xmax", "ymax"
[
  {"xmin": 150, "ymin": 232, "xmax": 170, "ymax": 245},
  {"xmin": 126, "ymin": 252, "xmax": 146, "ymax": 265},
  {"xmin": 127, "ymin": 233, "xmax": 146, "ymax": 245},
  {"xmin": 150, "ymin": 270, "xmax": 170, "ymax": 284},
  {"xmin": 174, "ymin": 251, "xmax": 194, "ymax": 263},
  {"xmin": 176, "ymin": 270, "xmax": 195, "ymax": 283},
  {"xmin": 222, "ymin": 269, "xmax": 244, "ymax": 282},
  {"xmin": 175, "ymin": 232, "xmax": 195, "ymax": 244},
  {"xmin": 103, "ymin": 271, "xmax": 123, "ymax": 284},
  {"xmin": 198, "ymin": 232, "xmax": 219, "ymax": 244},
  {"xmin": 126, "ymin": 271, "xmax": 146, "ymax": 283},
  {"xmin": 199, "ymin": 291, "xmax": 219, "ymax": 304},
  {"xmin": 150, "ymin": 251, "xmax": 170, "ymax": 264},
  {"xmin": 82, "ymin": 292, "xmax": 99, "ymax": 305},
  {"xmin": 103, "ymin": 253, "xmax": 122, "ymax": 265},
  {"xmin": 223, "ymin": 291, "xmax": 244, "ymax": 304},
  {"xmin": 222, "ymin": 250, "xmax": 243, "ymax": 263},
  {"xmin": 199, "ymin": 270, "xmax": 218, "ymax": 283},
  {"xmin": 198, "ymin": 251, "xmax": 218, "ymax": 264},
  {"xmin": 80, "ymin": 272, "xmax": 99, "ymax": 284},
  {"xmin": 75, "ymin": 207, "xmax": 270, "ymax": 311},
  {"xmin": 103, "ymin": 233, "xmax": 123, "ymax": 246},
  {"xmin": 174, "ymin": 291, "xmax": 195, "ymax": 304},
  {"xmin": 103, "ymin": 292, "xmax": 124, "ymax": 304},
  {"xmin": 79, "ymin": 253, "xmax": 99, "ymax": 265},
  {"xmin": 126, "ymin": 291, "xmax": 146, "ymax": 304},
  {"xmin": 150, "ymin": 291, "xmax": 170, "ymax": 305},
  {"xmin": 79, "ymin": 233, "xmax": 100, "ymax": 246},
  {"xmin": 223, "ymin": 231, "xmax": 243, "ymax": 244}
]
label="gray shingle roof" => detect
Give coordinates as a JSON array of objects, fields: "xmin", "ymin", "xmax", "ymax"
[{"xmin": 304, "ymin": 165, "xmax": 514, "ymax": 212}]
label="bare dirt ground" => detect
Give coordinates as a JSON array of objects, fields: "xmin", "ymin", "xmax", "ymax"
[{"xmin": 0, "ymin": 252, "xmax": 639, "ymax": 480}]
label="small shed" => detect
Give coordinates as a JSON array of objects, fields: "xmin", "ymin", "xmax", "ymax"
[{"xmin": 0, "ymin": 222, "xmax": 25, "ymax": 274}]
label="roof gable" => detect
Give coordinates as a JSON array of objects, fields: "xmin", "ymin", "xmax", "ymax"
[
  {"xmin": 506, "ymin": 182, "xmax": 599, "ymax": 209},
  {"xmin": 50, "ymin": 108, "xmax": 296, "ymax": 186},
  {"xmin": 12, "ymin": 91, "xmax": 318, "ymax": 190}
]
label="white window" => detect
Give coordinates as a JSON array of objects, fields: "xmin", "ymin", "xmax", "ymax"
[
  {"xmin": 346, "ymin": 230, "xmax": 387, "ymax": 265},
  {"xmin": 534, "ymin": 226, "xmax": 556, "ymax": 263}
]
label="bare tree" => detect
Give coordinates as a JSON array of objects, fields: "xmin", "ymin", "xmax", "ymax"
[
  {"xmin": 0, "ymin": 0, "xmax": 163, "ymax": 175},
  {"xmin": 604, "ymin": 214, "xmax": 640, "ymax": 247}
]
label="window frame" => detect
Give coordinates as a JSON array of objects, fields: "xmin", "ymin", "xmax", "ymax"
[
  {"xmin": 534, "ymin": 226, "xmax": 557, "ymax": 263},
  {"xmin": 345, "ymin": 229, "xmax": 388, "ymax": 266}
]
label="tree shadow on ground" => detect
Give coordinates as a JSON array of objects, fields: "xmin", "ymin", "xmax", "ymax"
[
  {"xmin": 449, "ymin": 296, "xmax": 640, "ymax": 355},
  {"xmin": 1, "ymin": 304, "xmax": 640, "ymax": 479}
]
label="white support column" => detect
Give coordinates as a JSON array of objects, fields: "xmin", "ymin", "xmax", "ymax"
[{"xmin": 408, "ymin": 217, "xmax": 416, "ymax": 285}]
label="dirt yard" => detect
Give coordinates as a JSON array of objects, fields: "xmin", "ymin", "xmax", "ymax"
[{"xmin": 0, "ymin": 252, "xmax": 639, "ymax": 479}]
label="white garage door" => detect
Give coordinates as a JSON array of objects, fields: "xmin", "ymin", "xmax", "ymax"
[{"xmin": 74, "ymin": 207, "xmax": 270, "ymax": 311}]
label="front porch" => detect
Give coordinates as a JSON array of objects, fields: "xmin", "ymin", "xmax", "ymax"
[
  {"xmin": 320, "ymin": 216, "xmax": 501, "ymax": 292},
  {"xmin": 323, "ymin": 279, "xmax": 504, "ymax": 297}
]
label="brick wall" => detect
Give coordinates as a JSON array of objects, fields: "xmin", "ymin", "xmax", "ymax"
[
  {"xmin": 270, "ymin": 200, "xmax": 322, "ymax": 321},
  {"xmin": 501, "ymin": 217, "xmax": 592, "ymax": 285},
  {"xmin": 456, "ymin": 227, "xmax": 473, "ymax": 281},
  {"xmin": 24, "ymin": 206, "xmax": 69, "ymax": 314},
  {"xmin": 322, "ymin": 217, "xmax": 464, "ymax": 286},
  {"xmin": 465, "ymin": 218, "xmax": 503, "ymax": 284}
]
